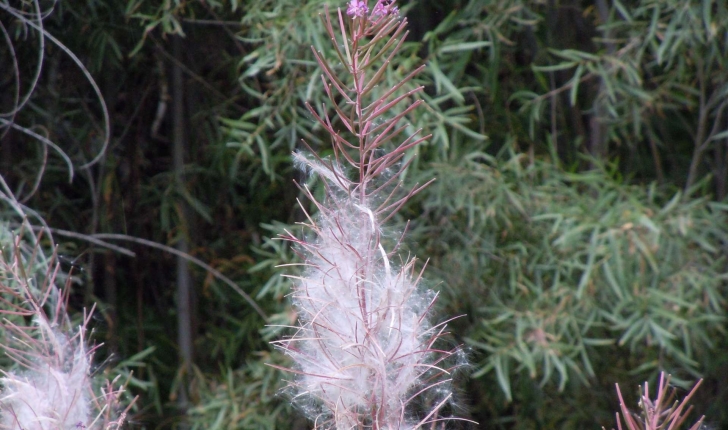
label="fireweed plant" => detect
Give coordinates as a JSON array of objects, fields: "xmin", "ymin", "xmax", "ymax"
[
  {"xmin": 0, "ymin": 1, "xmax": 132, "ymax": 426},
  {"xmin": 269, "ymin": 0, "xmax": 471, "ymax": 428},
  {"xmin": 0, "ymin": 230, "xmax": 133, "ymax": 429},
  {"xmin": 607, "ymin": 372, "xmax": 704, "ymax": 430}
]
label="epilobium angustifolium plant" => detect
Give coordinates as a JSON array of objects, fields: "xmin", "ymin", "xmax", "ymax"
[
  {"xmin": 270, "ymin": 1, "xmax": 471, "ymax": 428},
  {"xmin": 0, "ymin": 231, "xmax": 132, "ymax": 429},
  {"xmin": 0, "ymin": 0, "xmax": 132, "ymax": 426},
  {"xmin": 607, "ymin": 372, "xmax": 704, "ymax": 430}
]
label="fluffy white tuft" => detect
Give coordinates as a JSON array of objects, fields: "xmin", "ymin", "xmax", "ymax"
[
  {"xmin": 0, "ymin": 319, "xmax": 91, "ymax": 430},
  {"xmin": 277, "ymin": 190, "xmax": 450, "ymax": 428}
]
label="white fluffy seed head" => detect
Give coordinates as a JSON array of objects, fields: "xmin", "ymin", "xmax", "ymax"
[
  {"xmin": 0, "ymin": 319, "xmax": 92, "ymax": 430},
  {"xmin": 279, "ymin": 187, "xmax": 451, "ymax": 427}
]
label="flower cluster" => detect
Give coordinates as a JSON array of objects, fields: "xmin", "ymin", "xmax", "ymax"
[
  {"xmin": 373, "ymin": 0, "xmax": 398, "ymax": 17},
  {"xmin": 346, "ymin": 0, "xmax": 368, "ymax": 17},
  {"xmin": 347, "ymin": 0, "xmax": 399, "ymax": 18}
]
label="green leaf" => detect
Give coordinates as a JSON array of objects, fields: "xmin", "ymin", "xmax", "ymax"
[
  {"xmin": 709, "ymin": 129, "xmax": 728, "ymax": 141},
  {"xmin": 613, "ymin": 0, "xmax": 633, "ymax": 22},
  {"xmin": 429, "ymin": 60, "xmax": 465, "ymax": 103},
  {"xmin": 438, "ymin": 40, "xmax": 492, "ymax": 54},
  {"xmin": 180, "ymin": 188, "xmax": 213, "ymax": 223},
  {"xmin": 576, "ymin": 227, "xmax": 599, "ymax": 299},
  {"xmin": 532, "ymin": 62, "xmax": 579, "ymax": 72},
  {"xmin": 569, "ymin": 64, "xmax": 585, "ymax": 106},
  {"xmin": 494, "ymin": 354, "xmax": 512, "ymax": 401}
]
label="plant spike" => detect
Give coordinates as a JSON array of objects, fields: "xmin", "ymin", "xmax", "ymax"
[
  {"xmin": 606, "ymin": 372, "xmax": 704, "ymax": 430},
  {"xmin": 270, "ymin": 1, "xmax": 473, "ymax": 428}
]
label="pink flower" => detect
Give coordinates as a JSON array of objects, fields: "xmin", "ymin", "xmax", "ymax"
[
  {"xmin": 373, "ymin": 0, "xmax": 398, "ymax": 16},
  {"xmin": 346, "ymin": 0, "xmax": 368, "ymax": 17}
]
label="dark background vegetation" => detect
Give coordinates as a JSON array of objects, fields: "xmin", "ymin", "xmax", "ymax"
[{"xmin": 1, "ymin": 0, "xmax": 727, "ymax": 428}]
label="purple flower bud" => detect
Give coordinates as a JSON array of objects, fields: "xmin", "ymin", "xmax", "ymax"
[{"xmin": 346, "ymin": 0, "xmax": 369, "ymax": 17}]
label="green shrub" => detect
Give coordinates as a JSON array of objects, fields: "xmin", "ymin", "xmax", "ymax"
[{"xmin": 409, "ymin": 143, "xmax": 728, "ymax": 427}]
